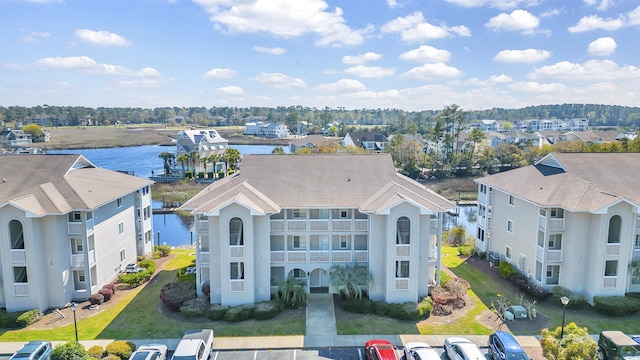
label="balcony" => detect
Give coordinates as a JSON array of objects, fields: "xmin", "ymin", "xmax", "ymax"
[
  {"xmin": 197, "ymin": 251, "xmax": 210, "ymax": 266},
  {"xmin": 603, "ymin": 277, "xmax": 617, "ymax": 289},
  {"xmin": 68, "ymin": 222, "xmax": 84, "ymax": 234},
  {"xmin": 270, "ymin": 220, "xmax": 284, "ymax": 232},
  {"xmin": 198, "ymin": 219, "xmax": 208, "ymax": 231},
  {"xmin": 230, "ymin": 246, "xmax": 243, "ymax": 258},
  {"xmin": 396, "ymin": 244, "xmax": 410, "ymax": 257},
  {"xmin": 310, "ymin": 251, "xmax": 329, "ymax": 262},
  {"xmin": 70, "ymin": 250, "xmax": 96, "ymax": 267},
  {"xmin": 354, "ymin": 250, "xmax": 368, "ymax": 262},
  {"xmin": 230, "ymin": 279, "xmax": 245, "ymax": 292},
  {"xmin": 395, "ymin": 278, "xmax": 409, "ymax": 290},
  {"xmin": 11, "ymin": 249, "xmax": 26, "ymax": 263},
  {"xmin": 332, "ymin": 220, "xmax": 351, "ymax": 231},
  {"xmin": 14, "ymin": 283, "xmax": 29, "ymax": 296},
  {"xmin": 547, "ymin": 249, "xmax": 562, "ymax": 263},
  {"xmin": 310, "ymin": 220, "xmax": 329, "ymax": 231},
  {"xmin": 548, "ymin": 218, "xmax": 565, "ymax": 231},
  {"xmin": 354, "ymin": 219, "xmax": 368, "ymax": 231},
  {"xmin": 287, "ymin": 220, "xmax": 307, "ymax": 231},
  {"xmin": 429, "ymin": 218, "xmax": 439, "ymax": 233},
  {"xmin": 606, "ymin": 243, "xmax": 620, "ymax": 256},
  {"xmin": 287, "ymin": 251, "xmax": 307, "ymax": 262},
  {"xmin": 331, "ymin": 251, "xmax": 351, "ymax": 262}
]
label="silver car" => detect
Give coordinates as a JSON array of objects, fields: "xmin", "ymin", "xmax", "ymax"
[
  {"xmin": 403, "ymin": 341, "xmax": 440, "ymax": 360},
  {"xmin": 129, "ymin": 344, "xmax": 168, "ymax": 360},
  {"xmin": 10, "ymin": 341, "xmax": 52, "ymax": 360},
  {"xmin": 444, "ymin": 337, "xmax": 485, "ymax": 360}
]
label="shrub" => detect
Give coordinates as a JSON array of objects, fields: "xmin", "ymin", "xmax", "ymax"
[
  {"xmin": 154, "ymin": 245, "xmax": 172, "ymax": 257},
  {"xmin": 87, "ymin": 345, "xmax": 105, "ymax": 359},
  {"xmin": 89, "ymin": 293, "xmax": 104, "ymax": 305},
  {"xmin": 552, "ymin": 286, "xmax": 588, "ymax": 310},
  {"xmin": 439, "ymin": 271, "xmax": 452, "ymax": 287},
  {"xmin": 387, "ymin": 302, "xmax": 421, "ymax": 321},
  {"xmin": 176, "ymin": 273, "xmax": 196, "ymax": 283},
  {"xmin": 140, "ymin": 259, "xmax": 156, "ymax": 273},
  {"xmin": 341, "ymin": 298, "xmax": 374, "ymax": 314},
  {"xmin": 16, "ymin": 309, "xmax": 41, "ymax": 327},
  {"xmin": 593, "ymin": 296, "xmax": 640, "ymax": 316},
  {"xmin": 51, "ymin": 341, "xmax": 90, "ymax": 360},
  {"xmin": 0, "ymin": 309, "xmax": 20, "ymax": 328},
  {"xmin": 499, "ymin": 261, "xmax": 518, "ymax": 280},
  {"xmin": 373, "ymin": 301, "xmax": 390, "ymax": 317},
  {"xmin": 417, "ymin": 297, "xmax": 433, "ymax": 319},
  {"xmin": 218, "ymin": 172, "xmax": 225, "ymax": 178},
  {"xmin": 153, "ymin": 251, "xmax": 163, "ymax": 259},
  {"xmin": 185, "ymin": 171, "xmax": 193, "ymax": 178},
  {"xmin": 98, "ymin": 288, "xmax": 113, "ymax": 302},
  {"xmin": 105, "ymin": 341, "xmax": 135, "ymax": 360},
  {"xmin": 180, "ymin": 297, "xmax": 209, "ymax": 317},
  {"xmin": 457, "ymin": 243, "xmax": 475, "ymax": 256},
  {"xmin": 223, "ymin": 304, "xmax": 254, "ymax": 322},
  {"xmin": 253, "ymin": 301, "xmax": 283, "ymax": 320},
  {"xmin": 118, "ymin": 260, "xmax": 156, "ymax": 287},
  {"xmin": 102, "ymin": 283, "xmax": 116, "ymax": 294},
  {"xmin": 160, "ymin": 281, "xmax": 196, "ymax": 311},
  {"xmin": 102, "ymin": 355, "xmax": 120, "ymax": 360},
  {"xmin": 208, "ymin": 304, "xmax": 228, "ymax": 321}
]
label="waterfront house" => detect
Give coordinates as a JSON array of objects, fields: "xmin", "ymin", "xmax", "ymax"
[
  {"xmin": 176, "ymin": 129, "xmax": 228, "ymax": 160},
  {"xmin": 0, "ymin": 154, "xmax": 154, "ymax": 312},
  {"xmin": 0, "ymin": 129, "xmax": 32, "ymax": 148},
  {"xmin": 288, "ymin": 135, "xmax": 339, "ymax": 153},
  {"xmin": 342, "ymin": 132, "xmax": 388, "ymax": 152},
  {"xmin": 474, "ymin": 153, "xmax": 640, "ymax": 303},
  {"xmin": 180, "ymin": 154, "xmax": 455, "ymax": 307}
]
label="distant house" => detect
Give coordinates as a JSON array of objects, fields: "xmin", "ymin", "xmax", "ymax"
[
  {"xmin": 475, "ymin": 153, "xmax": 640, "ymax": 304},
  {"xmin": 559, "ymin": 130, "xmax": 603, "ymax": 144},
  {"xmin": 180, "ymin": 154, "xmax": 455, "ymax": 307},
  {"xmin": 474, "ymin": 120, "xmax": 499, "ymax": 132},
  {"xmin": 176, "ymin": 129, "xmax": 229, "ymax": 160},
  {"xmin": 0, "ymin": 129, "xmax": 32, "ymax": 147},
  {"xmin": 261, "ymin": 123, "xmax": 291, "ymax": 138},
  {"xmin": 288, "ymin": 135, "xmax": 340, "ymax": 153},
  {"xmin": 0, "ymin": 154, "xmax": 154, "ymax": 312},
  {"xmin": 343, "ymin": 132, "xmax": 388, "ymax": 152},
  {"xmin": 243, "ymin": 122, "xmax": 264, "ymax": 135},
  {"xmin": 296, "ymin": 121, "xmax": 311, "ymax": 136}
]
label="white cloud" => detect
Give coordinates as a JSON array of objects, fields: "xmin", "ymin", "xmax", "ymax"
[
  {"xmin": 315, "ymin": 79, "xmax": 366, "ymax": 92},
  {"xmin": 74, "ymin": 29, "xmax": 131, "ymax": 47},
  {"xmin": 540, "ymin": 8, "xmax": 563, "ymax": 18},
  {"xmin": 192, "ymin": 0, "xmax": 370, "ymax": 46},
  {"xmin": 251, "ymin": 72, "xmax": 306, "ymax": 89},
  {"xmin": 528, "ymin": 59, "xmax": 640, "ymax": 82},
  {"xmin": 465, "ymin": 74, "xmax": 513, "ymax": 86},
  {"xmin": 344, "ymin": 65, "xmax": 395, "ymax": 78},
  {"xmin": 486, "ymin": 10, "xmax": 540, "ymax": 34},
  {"xmin": 568, "ymin": 15, "xmax": 624, "ymax": 32},
  {"xmin": 342, "ymin": 52, "xmax": 382, "ymax": 65},
  {"xmin": 508, "ymin": 81, "xmax": 567, "ymax": 93},
  {"xmin": 110, "ymin": 79, "xmax": 166, "ymax": 89},
  {"xmin": 399, "ymin": 63, "xmax": 463, "ymax": 80},
  {"xmin": 21, "ymin": 0, "xmax": 62, "ymax": 3},
  {"xmin": 588, "ymin": 37, "xmax": 616, "ymax": 56},
  {"xmin": 204, "ymin": 68, "xmax": 236, "ymax": 79},
  {"xmin": 217, "ymin": 85, "xmax": 245, "ymax": 95},
  {"xmin": 399, "ymin": 45, "xmax": 452, "ymax": 63},
  {"xmin": 387, "ymin": 0, "xmax": 398, "ymax": 8},
  {"xmin": 494, "ymin": 49, "xmax": 551, "ymax": 63},
  {"xmin": 630, "ymin": 6, "xmax": 640, "ymax": 26},
  {"xmin": 253, "ymin": 46, "xmax": 286, "ymax": 55},
  {"xmin": 381, "ymin": 11, "xmax": 471, "ymax": 43},
  {"xmin": 21, "ymin": 31, "xmax": 50, "ymax": 43},
  {"xmin": 583, "ymin": 0, "xmax": 614, "ymax": 11},
  {"xmin": 34, "ymin": 56, "xmax": 163, "ymax": 80},
  {"xmin": 444, "ymin": 0, "xmax": 541, "ymax": 10}
]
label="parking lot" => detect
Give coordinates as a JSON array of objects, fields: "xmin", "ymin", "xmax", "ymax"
[{"xmin": 210, "ymin": 347, "xmax": 461, "ymax": 360}]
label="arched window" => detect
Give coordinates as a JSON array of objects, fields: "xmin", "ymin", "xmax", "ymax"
[
  {"xmin": 396, "ymin": 217, "xmax": 410, "ymax": 244},
  {"xmin": 229, "ymin": 217, "xmax": 243, "ymax": 246},
  {"xmin": 607, "ymin": 215, "xmax": 621, "ymax": 244},
  {"xmin": 9, "ymin": 220, "xmax": 25, "ymax": 249}
]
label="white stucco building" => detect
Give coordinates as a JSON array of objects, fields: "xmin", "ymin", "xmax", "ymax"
[
  {"xmin": 0, "ymin": 154, "xmax": 154, "ymax": 312},
  {"xmin": 475, "ymin": 153, "xmax": 640, "ymax": 303},
  {"xmin": 181, "ymin": 154, "xmax": 455, "ymax": 307}
]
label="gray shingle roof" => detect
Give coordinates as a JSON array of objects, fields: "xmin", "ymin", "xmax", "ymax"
[
  {"xmin": 0, "ymin": 154, "xmax": 154, "ymax": 216},
  {"xmin": 181, "ymin": 154, "xmax": 455, "ymax": 214},
  {"xmin": 476, "ymin": 152, "xmax": 640, "ymax": 212}
]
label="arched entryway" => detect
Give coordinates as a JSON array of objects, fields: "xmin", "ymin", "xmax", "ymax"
[{"xmin": 309, "ymin": 268, "xmax": 329, "ymax": 293}]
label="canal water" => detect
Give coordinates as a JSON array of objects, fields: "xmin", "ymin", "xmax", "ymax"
[{"xmin": 49, "ymin": 144, "xmax": 285, "ymax": 247}]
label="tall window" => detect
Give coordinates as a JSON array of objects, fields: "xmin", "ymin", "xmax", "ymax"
[
  {"xmin": 116, "ymin": 198, "xmax": 123, "ymax": 208},
  {"xmin": 508, "ymin": 195, "xmax": 515, "ymax": 206},
  {"xmin": 396, "ymin": 217, "xmax": 410, "ymax": 244},
  {"xmin": 68, "ymin": 211, "xmax": 81, "ymax": 222},
  {"xmin": 118, "ymin": 222, "xmax": 124, "ymax": 235},
  {"xmin": 550, "ymin": 208, "xmax": 564, "ymax": 218},
  {"xmin": 9, "ymin": 220, "xmax": 25, "ymax": 249},
  {"xmin": 13, "ymin": 267, "xmax": 28, "ymax": 283},
  {"xmin": 230, "ymin": 262, "xmax": 244, "ymax": 279},
  {"xmin": 506, "ymin": 246, "xmax": 512, "ymax": 260},
  {"xmin": 229, "ymin": 217, "xmax": 243, "ymax": 246},
  {"xmin": 507, "ymin": 219, "xmax": 514, "ymax": 233},
  {"xmin": 604, "ymin": 260, "xmax": 618, "ymax": 277},
  {"xmin": 120, "ymin": 249, "xmax": 126, "ymax": 262},
  {"xmin": 396, "ymin": 261, "xmax": 409, "ymax": 278},
  {"xmin": 607, "ymin": 215, "xmax": 621, "ymax": 244},
  {"xmin": 548, "ymin": 234, "xmax": 562, "ymax": 249},
  {"xmin": 635, "ymin": 234, "xmax": 640, "ymax": 249}
]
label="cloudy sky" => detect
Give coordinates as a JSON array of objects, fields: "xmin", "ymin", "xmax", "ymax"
[{"xmin": 1, "ymin": 0, "xmax": 639, "ymax": 111}]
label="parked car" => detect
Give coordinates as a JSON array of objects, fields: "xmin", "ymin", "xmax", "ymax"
[
  {"xmin": 597, "ymin": 331, "xmax": 640, "ymax": 360},
  {"xmin": 444, "ymin": 337, "xmax": 485, "ymax": 360},
  {"xmin": 365, "ymin": 339, "xmax": 399, "ymax": 360},
  {"xmin": 633, "ymin": 336, "xmax": 640, "ymax": 345},
  {"xmin": 403, "ymin": 341, "xmax": 440, "ymax": 360},
  {"xmin": 9, "ymin": 341, "xmax": 53, "ymax": 360},
  {"xmin": 129, "ymin": 344, "xmax": 168, "ymax": 360},
  {"xmin": 488, "ymin": 331, "xmax": 531, "ymax": 360},
  {"xmin": 171, "ymin": 329, "xmax": 215, "ymax": 360}
]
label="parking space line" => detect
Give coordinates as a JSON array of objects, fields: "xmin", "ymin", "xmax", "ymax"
[{"xmin": 212, "ymin": 351, "xmax": 219, "ymax": 360}]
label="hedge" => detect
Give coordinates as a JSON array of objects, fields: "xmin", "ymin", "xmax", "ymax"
[
  {"xmin": 253, "ymin": 301, "xmax": 283, "ymax": 320},
  {"xmin": 106, "ymin": 341, "xmax": 136, "ymax": 360},
  {"xmin": 89, "ymin": 293, "xmax": 104, "ymax": 305},
  {"xmin": 16, "ymin": 309, "xmax": 41, "ymax": 327},
  {"xmin": 98, "ymin": 288, "xmax": 113, "ymax": 302},
  {"xmin": 118, "ymin": 259, "xmax": 157, "ymax": 287},
  {"xmin": 87, "ymin": 345, "xmax": 105, "ymax": 359},
  {"xmin": 593, "ymin": 296, "xmax": 640, "ymax": 316},
  {"xmin": 208, "ymin": 304, "xmax": 228, "ymax": 321},
  {"xmin": 223, "ymin": 304, "xmax": 254, "ymax": 322},
  {"xmin": 0, "ymin": 309, "xmax": 20, "ymax": 328},
  {"xmin": 180, "ymin": 298, "xmax": 209, "ymax": 317}
]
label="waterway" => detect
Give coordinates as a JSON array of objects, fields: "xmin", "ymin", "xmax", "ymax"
[{"xmin": 48, "ymin": 144, "xmax": 286, "ymax": 247}]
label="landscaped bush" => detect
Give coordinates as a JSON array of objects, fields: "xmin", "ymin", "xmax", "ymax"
[
  {"xmin": 223, "ymin": 304, "xmax": 254, "ymax": 322},
  {"xmin": 457, "ymin": 243, "xmax": 475, "ymax": 256},
  {"xmin": 180, "ymin": 297, "xmax": 209, "ymax": 317},
  {"xmin": 51, "ymin": 341, "xmax": 90, "ymax": 360},
  {"xmin": 106, "ymin": 341, "xmax": 135, "ymax": 360},
  {"xmin": 102, "ymin": 283, "xmax": 116, "ymax": 294},
  {"xmin": 387, "ymin": 302, "xmax": 422, "ymax": 321},
  {"xmin": 176, "ymin": 273, "xmax": 196, "ymax": 283},
  {"xmin": 87, "ymin": 345, "xmax": 104, "ymax": 359},
  {"xmin": 89, "ymin": 293, "xmax": 104, "ymax": 305},
  {"xmin": 373, "ymin": 301, "xmax": 390, "ymax": 316},
  {"xmin": 552, "ymin": 286, "xmax": 589, "ymax": 310},
  {"xmin": 119, "ymin": 260, "xmax": 156, "ymax": 287},
  {"xmin": 160, "ymin": 280, "xmax": 196, "ymax": 311},
  {"xmin": 101, "ymin": 355, "xmax": 120, "ymax": 360},
  {"xmin": 185, "ymin": 171, "xmax": 193, "ymax": 178},
  {"xmin": 98, "ymin": 288, "xmax": 113, "ymax": 302},
  {"xmin": 140, "ymin": 259, "xmax": 156, "ymax": 273},
  {"xmin": 16, "ymin": 309, "xmax": 41, "ymax": 327},
  {"xmin": 417, "ymin": 297, "xmax": 433, "ymax": 319},
  {"xmin": 0, "ymin": 309, "xmax": 20, "ymax": 328},
  {"xmin": 499, "ymin": 261, "xmax": 518, "ymax": 280},
  {"xmin": 253, "ymin": 301, "xmax": 283, "ymax": 320},
  {"xmin": 208, "ymin": 304, "xmax": 228, "ymax": 321},
  {"xmin": 439, "ymin": 270, "xmax": 452, "ymax": 287},
  {"xmin": 154, "ymin": 245, "xmax": 172, "ymax": 257},
  {"xmin": 341, "ymin": 297, "xmax": 374, "ymax": 314},
  {"xmin": 593, "ymin": 296, "xmax": 640, "ymax": 316},
  {"xmin": 153, "ymin": 251, "xmax": 163, "ymax": 259}
]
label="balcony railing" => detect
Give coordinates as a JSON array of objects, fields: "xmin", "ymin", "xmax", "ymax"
[
  {"xmin": 603, "ymin": 277, "xmax": 617, "ymax": 289},
  {"xmin": 331, "ymin": 251, "xmax": 351, "ymax": 262},
  {"xmin": 270, "ymin": 220, "xmax": 284, "ymax": 232},
  {"xmin": 430, "ymin": 218, "xmax": 439, "ymax": 233},
  {"xmin": 287, "ymin": 220, "xmax": 307, "ymax": 231},
  {"xmin": 354, "ymin": 250, "xmax": 368, "ymax": 262},
  {"xmin": 230, "ymin": 246, "xmax": 243, "ymax": 258},
  {"xmin": 606, "ymin": 243, "xmax": 620, "ymax": 256},
  {"xmin": 14, "ymin": 283, "xmax": 29, "ymax": 296},
  {"xmin": 70, "ymin": 250, "xmax": 96, "ymax": 267},
  {"xmin": 548, "ymin": 218, "xmax": 565, "ymax": 231},
  {"xmin": 198, "ymin": 251, "xmax": 210, "ymax": 266},
  {"xmin": 395, "ymin": 278, "xmax": 409, "ymax": 290},
  {"xmin": 310, "ymin": 251, "xmax": 329, "ymax": 262},
  {"xmin": 547, "ymin": 249, "xmax": 562, "ymax": 263},
  {"xmin": 332, "ymin": 220, "xmax": 351, "ymax": 231},
  {"xmin": 536, "ymin": 245, "xmax": 543, "ymax": 259},
  {"xmin": 310, "ymin": 220, "xmax": 329, "ymax": 231},
  {"xmin": 396, "ymin": 244, "xmax": 410, "ymax": 257},
  {"xmin": 198, "ymin": 219, "xmax": 208, "ymax": 232},
  {"xmin": 230, "ymin": 279, "xmax": 245, "ymax": 292},
  {"xmin": 538, "ymin": 215, "xmax": 546, "ymax": 229},
  {"xmin": 271, "ymin": 251, "xmax": 284, "ymax": 263},
  {"xmin": 270, "ymin": 250, "xmax": 369, "ymax": 263},
  {"xmin": 68, "ymin": 222, "xmax": 84, "ymax": 234},
  {"xmin": 11, "ymin": 249, "xmax": 26, "ymax": 263},
  {"xmin": 354, "ymin": 219, "xmax": 368, "ymax": 231},
  {"xmin": 287, "ymin": 251, "xmax": 307, "ymax": 262}
]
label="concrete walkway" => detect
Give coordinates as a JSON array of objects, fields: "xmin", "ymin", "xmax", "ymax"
[{"xmin": 304, "ymin": 293, "xmax": 337, "ymax": 347}]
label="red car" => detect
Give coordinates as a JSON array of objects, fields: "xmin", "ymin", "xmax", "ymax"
[{"xmin": 365, "ymin": 339, "xmax": 399, "ymax": 360}]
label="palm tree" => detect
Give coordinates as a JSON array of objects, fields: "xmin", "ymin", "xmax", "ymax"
[
  {"xmin": 158, "ymin": 152, "xmax": 175, "ymax": 174},
  {"xmin": 329, "ymin": 263, "xmax": 373, "ymax": 300},
  {"xmin": 188, "ymin": 150, "xmax": 199, "ymax": 173},
  {"xmin": 223, "ymin": 148, "xmax": 242, "ymax": 174},
  {"xmin": 176, "ymin": 154, "xmax": 188, "ymax": 178},
  {"xmin": 276, "ymin": 277, "xmax": 306, "ymax": 309}
]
